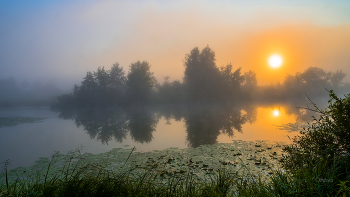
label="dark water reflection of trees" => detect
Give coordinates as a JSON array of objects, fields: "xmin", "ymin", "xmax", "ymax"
[{"xmin": 57, "ymin": 100, "xmax": 323, "ymax": 147}]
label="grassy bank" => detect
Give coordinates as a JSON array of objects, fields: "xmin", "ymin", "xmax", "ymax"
[
  {"xmin": 0, "ymin": 157, "xmax": 349, "ymax": 196},
  {"xmin": 0, "ymin": 143, "xmax": 349, "ymax": 196}
]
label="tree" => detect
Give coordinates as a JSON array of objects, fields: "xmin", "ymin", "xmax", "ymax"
[
  {"xmin": 220, "ymin": 64, "xmax": 245, "ymax": 100},
  {"xmin": 108, "ymin": 63, "xmax": 127, "ymax": 103},
  {"xmin": 157, "ymin": 77, "xmax": 185, "ymax": 104},
  {"xmin": 183, "ymin": 46, "xmax": 223, "ymax": 102},
  {"xmin": 64, "ymin": 63, "xmax": 128, "ymax": 107},
  {"xmin": 241, "ymin": 70, "xmax": 257, "ymax": 100},
  {"xmin": 330, "ymin": 70, "xmax": 347, "ymax": 87},
  {"xmin": 243, "ymin": 70, "xmax": 257, "ymax": 90},
  {"xmin": 74, "ymin": 71, "xmax": 99, "ymax": 107},
  {"xmin": 126, "ymin": 61, "xmax": 156, "ymax": 105},
  {"xmin": 283, "ymin": 67, "xmax": 347, "ymax": 99},
  {"xmin": 109, "ymin": 63, "xmax": 126, "ymax": 91},
  {"xmin": 94, "ymin": 67, "xmax": 109, "ymax": 92}
]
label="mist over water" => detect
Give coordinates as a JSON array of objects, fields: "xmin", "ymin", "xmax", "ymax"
[
  {"xmin": 1, "ymin": 1, "xmax": 350, "ymax": 174},
  {"xmin": 0, "ymin": 99, "xmax": 321, "ymax": 170}
]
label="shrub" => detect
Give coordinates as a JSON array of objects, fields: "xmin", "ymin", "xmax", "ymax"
[{"xmin": 281, "ymin": 90, "xmax": 350, "ymax": 195}]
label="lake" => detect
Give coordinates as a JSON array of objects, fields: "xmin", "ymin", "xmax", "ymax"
[{"xmin": 0, "ymin": 101, "xmax": 323, "ymax": 170}]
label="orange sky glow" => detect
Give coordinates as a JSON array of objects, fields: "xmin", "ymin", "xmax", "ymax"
[{"xmin": 1, "ymin": 1, "xmax": 350, "ymax": 87}]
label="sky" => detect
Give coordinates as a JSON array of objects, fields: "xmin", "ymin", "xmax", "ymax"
[{"xmin": 1, "ymin": 0, "xmax": 350, "ymax": 89}]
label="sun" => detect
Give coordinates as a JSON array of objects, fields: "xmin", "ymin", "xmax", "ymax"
[
  {"xmin": 273, "ymin": 109, "xmax": 279, "ymax": 116},
  {"xmin": 268, "ymin": 55, "xmax": 283, "ymax": 68}
]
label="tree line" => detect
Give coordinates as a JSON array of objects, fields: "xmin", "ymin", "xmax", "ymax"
[
  {"xmin": 54, "ymin": 46, "xmax": 257, "ymax": 109},
  {"xmin": 54, "ymin": 46, "xmax": 348, "ymax": 109}
]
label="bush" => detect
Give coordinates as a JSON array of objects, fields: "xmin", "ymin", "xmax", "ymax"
[{"xmin": 281, "ymin": 90, "xmax": 350, "ymax": 195}]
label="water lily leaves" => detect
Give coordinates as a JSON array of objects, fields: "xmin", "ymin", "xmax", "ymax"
[
  {"xmin": 0, "ymin": 117, "xmax": 47, "ymax": 128},
  {"xmin": 0, "ymin": 140, "xmax": 288, "ymax": 184}
]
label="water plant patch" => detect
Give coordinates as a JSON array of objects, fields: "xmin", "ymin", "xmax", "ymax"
[
  {"xmin": 0, "ymin": 117, "xmax": 47, "ymax": 128},
  {"xmin": 0, "ymin": 140, "xmax": 288, "ymax": 185}
]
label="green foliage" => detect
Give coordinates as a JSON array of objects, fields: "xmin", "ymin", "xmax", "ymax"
[{"xmin": 281, "ymin": 90, "xmax": 350, "ymax": 195}]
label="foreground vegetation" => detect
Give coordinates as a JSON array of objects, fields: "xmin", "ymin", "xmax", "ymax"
[{"xmin": 1, "ymin": 91, "xmax": 350, "ymax": 196}]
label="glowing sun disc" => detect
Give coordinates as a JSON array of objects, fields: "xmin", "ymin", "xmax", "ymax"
[
  {"xmin": 273, "ymin": 109, "xmax": 279, "ymax": 116},
  {"xmin": 268, "ymin": 55, "xmax": 283, "ymax": 68}
]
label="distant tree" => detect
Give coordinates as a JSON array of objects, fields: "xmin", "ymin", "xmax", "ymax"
[
  {"xmin": 108, "ymin": 63, "xmax": 127, "ymax": 104},
  {"xmin": 243, "ymin": 70, "xmax": 257, "ymax": 90},
  {"xmin": 283, "ymin": 67, "xmax": 347, "ymax": 99},
  {"xmin": 330, "ymin": 70, "xmax": 346, "ymax": 87},
  {"xmin": 220, "ymin": 64, "xmax": 245, "ymax": 100},
  {"xmin": 109, "ymin": 63, "xmax": 126, "ymax": 91},
  {"xmin": 241, "ymin": 70, "xmax": 258, "ymax": 99},
  {"xmin": 157, "ymin": 77, "xmax": 185, "ymax": 104},
  {"xmin": 126, "ymin": 61, "xmax": 156, "ymax": 105},
  {"xmin": 183, "ymin": 46, "xmax": 223, "ymax": 102},
  {"xmin": 94, "ymin": 67, "xmax": 109, "ymax": 92},
  {"xmin": 297, "ymin": 67, "xmax": 332, "ymax": 88},
  {"xmin": 65, "ymin": 63, "xmax": 127, "ymax": 107},
  {"xmin": 53, "ymin": 93, "xmax": 76, "ymax": 110},
  {"xmin": 73, "ymin": 71, "xmax": 99, "ymax": 107}
]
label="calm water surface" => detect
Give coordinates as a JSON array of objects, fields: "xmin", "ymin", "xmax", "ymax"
[{"xmin": 0, "ymin": 102, "xmax": 321, "ymax": 170}]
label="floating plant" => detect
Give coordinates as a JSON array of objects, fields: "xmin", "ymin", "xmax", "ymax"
[
  {"xmin": 0, "ymin": 117, "xmax": 47, "ymax": 128},
  {"xmin": 0, "ymin": 140, "xmax": 288, "ymax": 184}
]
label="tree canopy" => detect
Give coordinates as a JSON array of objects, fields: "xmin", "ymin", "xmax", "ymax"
[{"xmin": 126, "ymin": 61, "xmax": 157, "ymax": 105}]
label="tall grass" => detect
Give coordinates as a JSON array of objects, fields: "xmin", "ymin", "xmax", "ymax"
[
  {"xmin": 0, "ymin": 154, "xmax": 239, "ymax": 197},
  {"xmin": 1, "ymin": 150, "xmax": 350, "ymax": 196},
  {"xmin": 2, "ymin": 150, "xmax": 348, "ymax": 197}
]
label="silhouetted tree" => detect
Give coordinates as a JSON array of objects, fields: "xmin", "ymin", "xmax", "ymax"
[
  {"xmin": 108, "ymin": 63, "xmax": 127, "ymax": 104},
  {"xmin": 126, "ymin": 61, "xmax": 156, "ymax": 105},
  {"xmin": 73, "ymin": 71, "xmax": 99, "ymax": 107},
  {"xmin": 240, "ymin": 70, "xmax": 258, "ymax": 100},
  {"xmin": 183, "ymin": 46, "xmax": 223, "ymax": 103},
  {"xmin": 330, "ymin": 70, "xmax": 347, "ymax": 87},
  {"xmin": 62, "ymin": 63, "xmax": 127, "ymax": 108},
  {"xmin": 157, "ymin": 78, "xmax": 185, "ymax": 104},
  {"xmin": 220, "ymin": 64, "xmax": 245, "ymax": 101},
  {"xmin": 258, "ymin": 67, "xmax": 349, "ymax": 102},
  {"xmin": 94, "ymin": 67, "xmax": 109, "ymax": 92}
]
